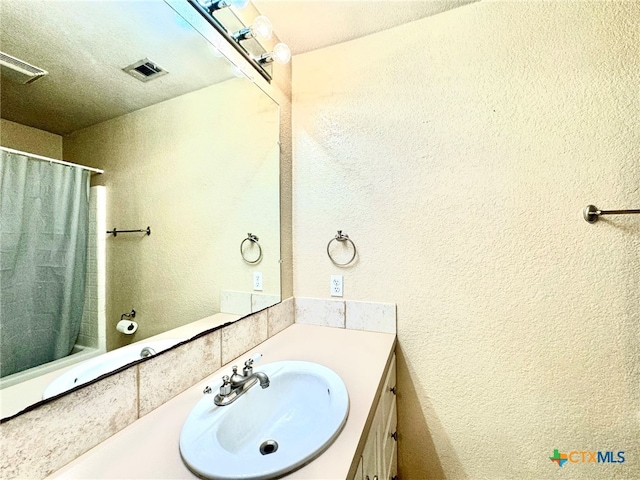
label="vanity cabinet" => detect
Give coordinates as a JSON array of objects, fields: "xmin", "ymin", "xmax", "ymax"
[{"xmin": 354, "ymin": 353, "xmax": 397, "ymax": 480}]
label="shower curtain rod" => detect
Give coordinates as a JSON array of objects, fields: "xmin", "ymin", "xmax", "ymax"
[{"xmin": 0, "ymin": 146, "xmax": 104, "ymax": 174}]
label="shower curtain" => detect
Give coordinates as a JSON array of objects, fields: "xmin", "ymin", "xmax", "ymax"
[{"xmin": 0, "ymin": 150, "xmax": 90, "ymax": 378}]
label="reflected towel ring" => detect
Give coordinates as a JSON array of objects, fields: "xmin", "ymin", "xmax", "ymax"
[
  {"xmin": 327, "ymin": 230, "xmax": 357, "ymax": 267},
  {"xmin": 241, "ymin": 233, "xmax": 263, "ymax": 264}
]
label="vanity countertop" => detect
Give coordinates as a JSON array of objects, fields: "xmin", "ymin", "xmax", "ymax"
[{"xmin": 47, "ymin": 324, "xmax": 396, "ymax": 479}]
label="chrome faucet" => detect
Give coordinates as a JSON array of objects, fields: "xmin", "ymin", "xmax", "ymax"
[
  {"xmin": 140, "ymin": 347, "xmax": 156, "ymax": 358},
  {"xmin": 204, "ymin": 353, "xmax": 269, "ymax": 406}
]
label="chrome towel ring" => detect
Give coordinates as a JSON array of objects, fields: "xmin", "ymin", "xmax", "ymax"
[
  {"xmin": 327, "ymin": 230, "xmax": 357, "ymax": 267},
  {"xmin": 241, "ymin": 233, "xmax": 262, "ymax": 264}
]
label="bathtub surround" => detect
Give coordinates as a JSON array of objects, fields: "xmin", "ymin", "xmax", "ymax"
[
  {"xmin": 77, "ymin": 186, "xmax": 106, "ymax": 351},
  {"xmin": 292, "ymin": 1, "xmax": 640, "ymax": 479}
]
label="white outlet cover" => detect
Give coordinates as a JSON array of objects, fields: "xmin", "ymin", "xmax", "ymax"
[
  {"xmin": 253, "ymin": 272, "xmax": 263, "ymax": 291},
  {"xmin": 330, "ymin": 275, "xmax": 343, "ymax": 297}
]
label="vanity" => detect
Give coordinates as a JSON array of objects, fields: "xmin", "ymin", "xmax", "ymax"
[{"xmin": 45, "ymin": 323, "xmax": 397, "ymax": 480}]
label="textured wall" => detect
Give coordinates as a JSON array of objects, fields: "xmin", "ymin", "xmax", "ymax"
[
  {"xmin": 64, "ymin": 78, "xmax": 281, "ymax": 351},
  {"xmin": 292, "ymin": 1, "xmax": 639, "ymax": 478},
  {"xmin": 0, "ymin": 119, "xmax": 62, "ymax": 159}
]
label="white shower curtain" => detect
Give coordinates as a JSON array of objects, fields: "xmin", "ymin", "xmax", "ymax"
[{"xmin": 0, "ymin": 150, "xmax": 90, "ymax": 378}]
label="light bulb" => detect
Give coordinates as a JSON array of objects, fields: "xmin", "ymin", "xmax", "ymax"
[
  {"xmin": 250, "ymin": 16, "xmax": 273, "ymax": 41},
  {"xmin": 271, "ymin": 43, "xmax": 291, "ymax": 64}
]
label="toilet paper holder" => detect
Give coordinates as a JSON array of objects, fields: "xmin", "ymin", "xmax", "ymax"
[{"xmin": 117, "ymin": 309, "xmax": 138, "ymax": 335}]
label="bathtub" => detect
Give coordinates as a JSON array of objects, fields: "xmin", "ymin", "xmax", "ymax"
[
  {"xmin": 0, "ymin": 344, "xmax": 103, "ymax": 390},
  {"xmin": 42, "ymin": 338, "xmax": 185, "ymax": 399}
]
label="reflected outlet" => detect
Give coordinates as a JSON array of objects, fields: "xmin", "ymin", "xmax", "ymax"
[{"xmin": 253, "ymin": 272, "xmax": 263, "ymax": 291}]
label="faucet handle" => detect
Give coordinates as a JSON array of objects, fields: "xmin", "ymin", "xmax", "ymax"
[
  {"xmin": 243, "ymin": 353, "xmax": 262, "ymax": 376},
  {"xmin": 219, "ymin": 375, "xmax": 231, "ymax": 396},
  {"xmin": 244, "ymin": 353, "xmax": 262, "ymax": 367}
]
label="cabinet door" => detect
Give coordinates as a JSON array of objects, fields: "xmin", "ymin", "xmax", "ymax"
[
  {"xmin": 386, "ymin": 442, "xmax": 398, "ymax": 480},
  {"xmin": 360, "ymin": 353, "xmax": 398, "ymax": 480},
  {"xmin": 362, "ymin": 421, "xmax": 378, "ymax": 480},
  {"xmin": 382, "ymin": 404, "xmax": 398, "ymax": 479},
  {"xmin": 380, "ymin": 355, "xmax": 397, "ymax": 477}
]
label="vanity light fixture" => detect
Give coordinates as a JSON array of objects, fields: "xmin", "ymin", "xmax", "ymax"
[
  {"xmin": 188, "ymin": 0, "xmax": 289, "ymax": 81},
  {"xmin": 257, "ymin": 42, "xmax": 291, "ymax": 65},
  {"xmin": 197, "ymin": 0, "xmax": 249, "ymax": 13},
  {"xmin": 232, "ymin": 15, "xmax": 272, "ymax": 41}
]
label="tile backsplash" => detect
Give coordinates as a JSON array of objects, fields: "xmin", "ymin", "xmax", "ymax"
[{"xmin": 295, "ymin": 297, "xmax": 396, "ymax": 334}]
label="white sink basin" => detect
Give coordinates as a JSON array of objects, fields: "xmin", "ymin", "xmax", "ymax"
[
  {"xmin": 179, "ymin": 360, "xmax": 349, "ymax": 480},
  {"xmin": 43, "ymin": 338, "xmax": 184, "ymax": 399}
]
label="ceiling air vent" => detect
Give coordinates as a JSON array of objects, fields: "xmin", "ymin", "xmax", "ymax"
[
  {"xmin": 0, "ymin": 51, "xmax": 48, "ymax": 84},
  {"xmin": 122, "ymin": 58, "xmax": 168, "ymax": 82}
]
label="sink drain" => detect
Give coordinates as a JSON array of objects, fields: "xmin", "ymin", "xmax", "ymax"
[{"xmin": 259, "ymin": 440, "xmax": 278, "ymax": 455}]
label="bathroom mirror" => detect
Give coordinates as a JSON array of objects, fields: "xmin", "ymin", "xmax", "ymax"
[{"xmin": 0, "ymin": 0, "xmax": 280, "ymax": 418}]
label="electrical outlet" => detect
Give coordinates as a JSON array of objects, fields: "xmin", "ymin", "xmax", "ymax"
[
  {"xmin": 330, "ymin": 275, "xmax": 343, "ymax": 297},
  {"xmin": 253, "ymin": 272, "xmax": 263, "ymax": 291}
]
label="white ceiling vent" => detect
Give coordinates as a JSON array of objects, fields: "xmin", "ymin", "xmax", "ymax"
[
  {"xmin": 122, "ymin": 58, "xmax": 168, "ymax": 82},
  {"xmin": 0, "ymin": 51, "xmax": 48, "ymax": 84}
]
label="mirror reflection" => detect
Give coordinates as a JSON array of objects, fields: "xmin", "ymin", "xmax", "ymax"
[{"xmin": 0, "ymin": 0, "xmax": 281, "ymax": 418}]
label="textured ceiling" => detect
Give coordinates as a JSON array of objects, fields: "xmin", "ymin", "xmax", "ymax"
[
  {"xmin": 1, "ymin": 0, "xmax": 478, "ymax": 135},
  {"xmin": 0, "ymin": 0, "xmax": 238, "ymax": 136},
  {"xmin": 253, "ymin": 0, "xmax": 478, "ymax": 55}
]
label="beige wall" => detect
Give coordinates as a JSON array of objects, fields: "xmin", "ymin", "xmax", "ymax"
[
  {"xmin": 0, "ymin": 119, "xmax": 62, "ymax": 159},
  {"xmin": 292, "ymin": 2, "xmax": 639, "ymax": 479},
  {"xmin": 64, "ymin": 78, "xmax": 281, "ymax": 351}
]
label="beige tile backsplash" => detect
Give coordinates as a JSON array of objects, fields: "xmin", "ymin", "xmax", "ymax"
[
  {"xmin": 295, "ymin": 297, "xmax": 396, "ymax": 334},
  {"xmin": 345, "ymin": 300, "xmax": 396, "ymax": 334},
  {"xmin": 267, "ymin": 297, "xmax": 294, "ymax": 337},
  {"xmin": 294, "ymin": 297, "xmax": 346, "ymax": 328},
  {"xmin": 0, "ymin": 367, "xmax": 138, "ymax": 479},
  {"xmin": 138, "ymin": 331, "xmax": 222, "ymax": 416},
  {"xmin": 221, "ymin": 309, "xmax": 268, "ymax": 364},
  {"xmin": 1, "ymin": 298, "xmax": 294, "ymax": 479}
]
